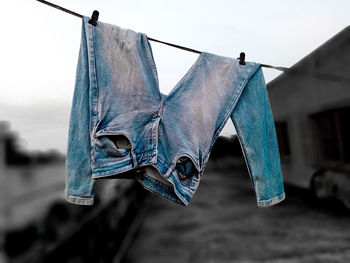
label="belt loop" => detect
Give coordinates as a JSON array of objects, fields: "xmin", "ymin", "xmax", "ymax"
[
  {"xmin": 164, "ymin": 163, "xmax": 176, "ymax": 178},
  {"xmin": 131, "ymin": 150, "xmax": 138, "ymax": 168}
]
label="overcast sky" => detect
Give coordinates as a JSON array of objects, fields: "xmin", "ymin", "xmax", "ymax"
[{"xmin": 1, "ymin": 0, "xmax": 349, "ymax": 154}]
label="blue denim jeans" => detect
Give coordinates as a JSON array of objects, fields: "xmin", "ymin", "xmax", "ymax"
[{"xmin": 65, "ymin": 17, "xmax": 286, "ymax": 207}]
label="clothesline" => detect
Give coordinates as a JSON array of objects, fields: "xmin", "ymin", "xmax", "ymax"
[
  {"xmin": 37, "ymin": 0, "xmax": 288, "ymax": 71},
  {"xmin": 36, "ymin": 0, "xmax": 350, "ymax": 83}
]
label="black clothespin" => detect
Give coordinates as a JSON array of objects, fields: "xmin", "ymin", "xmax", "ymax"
[
  {"xmin": 88, "ymin": 10, "xmax": 99, "ymax": 26},
  {"xmin": 238, "ymin": 52, "xmax": 246, "ymax": 65}
]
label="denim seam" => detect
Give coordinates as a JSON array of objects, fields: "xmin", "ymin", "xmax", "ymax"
[
  {"xmin": 85, "ymin": 18, "xmax": 99, "ymax": 171},
  {"xmin": 92, "ymin": 157, "xmax": 133, "ymax": 167},
  {"xmin": 92, "ymin": 163, "xmax": 134, "ymax": 177},
  {"xmin": 91, "ymin": 155, "xmax": 158, "ymax": 177},
  {"xmin": 91, "ymin": 22, "xmax": 99, "ymax": 131},
  {"xmin": 84, "ymin": 18, "xmax": 98, "ymax": 198},
  {"xmin": 142, "ymin": 33, "xmax": 159, "ymax": 84},
  {"xmin": 91, "ymin": 149, "xmax": 155, "ymax": 167}
]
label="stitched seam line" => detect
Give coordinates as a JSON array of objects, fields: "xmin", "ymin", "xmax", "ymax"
[{"xmin": 142, "ymin": 33, "xmax": 159, "ymax": 84}]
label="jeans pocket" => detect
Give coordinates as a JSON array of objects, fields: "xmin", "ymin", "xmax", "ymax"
[
  {"xmin": 95, "ymin": 133, "xmax": 133, "ymax": 159},
  {"xmin": 175, "ymin": 155, "xmax": 199, "ymax": 187}
]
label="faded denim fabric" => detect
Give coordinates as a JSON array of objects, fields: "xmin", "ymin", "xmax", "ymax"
[{"xmin": 65, "ymin": 17, "xmax": 286, "ymax": 207}]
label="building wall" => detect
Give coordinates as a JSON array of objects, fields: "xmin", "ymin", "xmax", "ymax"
[{"xmin": 267, "ymin": 26, "xmax": 350, "ymax": 188}]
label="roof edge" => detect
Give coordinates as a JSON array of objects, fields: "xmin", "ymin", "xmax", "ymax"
[{"xmin": 267, "ymin": 25, "xmax": 350, "ymax": 88}]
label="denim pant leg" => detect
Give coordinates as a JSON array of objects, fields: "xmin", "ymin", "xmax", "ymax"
[{"xmin": 230, "ymin": 67, "xmax": 285, "ymax": 207}]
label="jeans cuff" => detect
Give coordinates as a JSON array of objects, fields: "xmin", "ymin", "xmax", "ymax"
[
  {"xmin": 257, "ymin": 192, "xmax": 285, "ymax": 208},
  {"xmin": 65, "ymin": 192, "xmax": 94, "ymax": 206}
]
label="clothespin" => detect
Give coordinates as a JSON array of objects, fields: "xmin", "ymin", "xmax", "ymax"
[
  {"xmin": 88, "ymin": 10, "xmax": 99, "ymax": 26},
  {"xmin": 238, "ymin": 52, "xmax": 246, "ymax": 65}
]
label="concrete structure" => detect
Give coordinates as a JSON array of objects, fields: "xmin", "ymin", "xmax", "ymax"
[
  {"xmin": 0, "ymin": 121, "xmax": 11, "ymax": 231},
  {"xmin": 267, "ymin": 26, "xmax": 350, "ymax": 205},
  {"xmin": 0, "ymin": 121, "xmax": 11, "ymax": 263}
]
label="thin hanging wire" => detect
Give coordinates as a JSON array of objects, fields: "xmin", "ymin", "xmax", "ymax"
[
  {"xmin": 36, "ymin": 0, "xmax": 288, "ymax": 72},
  {"xmin": 37, "ymin": 0, "xmax": 83, "ymax": 18},
  {"xmin": 36, "ymin": 0, "xmax": 350, "ymax": 82},
  {"xmin": 146, "ymin": 37, "xmax": 202, "ymax": 55}
]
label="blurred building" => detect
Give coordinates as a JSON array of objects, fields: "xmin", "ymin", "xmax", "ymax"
[
  {"xmin": 0, "ymin": 121, "xmax": 141, "ymax": 262},
  {"xmin": 267, "ymin": 26, "xmax": 350, "ymax": 207},
  {"xmin": 0, "ymin": 121, "xmax": 10, "ymax": 168},
  {"xmin": 0, "ymin": 121, "xmax": 66, "ymax": 230},
  {"xmin": 0, "ymin": 121, "xmax": 67, "ymax": 260}
]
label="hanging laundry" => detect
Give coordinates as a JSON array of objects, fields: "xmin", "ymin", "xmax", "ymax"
[{"xmin": 64, "ymin": 17, "xmax": 286, "ymax": 207}]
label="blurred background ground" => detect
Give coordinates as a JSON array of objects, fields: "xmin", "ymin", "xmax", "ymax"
[{"xmin": 123, "ymin": 158, "xmax": 350, "ymax": 263}]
